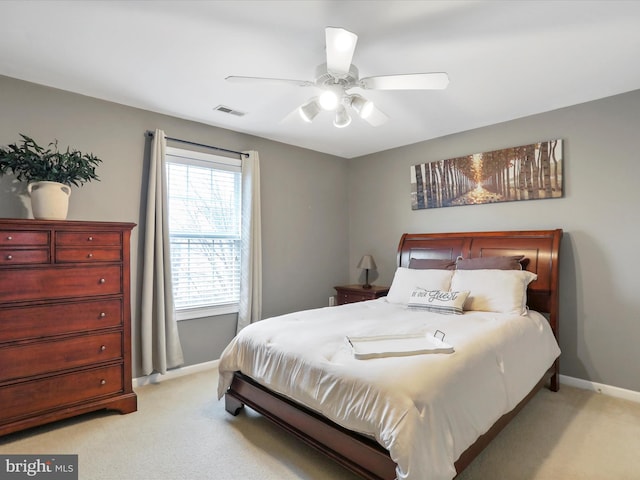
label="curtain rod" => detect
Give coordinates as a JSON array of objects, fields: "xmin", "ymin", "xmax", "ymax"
[{"xmin": 145, "ymin": 131, "xmax": 249, "ymax": 158}]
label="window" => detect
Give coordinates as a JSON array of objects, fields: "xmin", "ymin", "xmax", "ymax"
[{"xmin": 165, "ymin": 147, "xmax": 242, "ymax": 320}]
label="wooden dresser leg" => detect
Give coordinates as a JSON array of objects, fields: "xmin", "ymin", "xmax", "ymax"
[{"xmin": 225, "ymin": 394, "xmax": 244, "ymax": 415}]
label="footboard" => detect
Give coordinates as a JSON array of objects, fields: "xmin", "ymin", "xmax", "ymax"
[
  {"xmin": 225, "ymin": 368, "xmax": 553, "ymax": 479},
  {"xmin": 225, "ymin": 372, "xmax": 396, "ymax": 480}
]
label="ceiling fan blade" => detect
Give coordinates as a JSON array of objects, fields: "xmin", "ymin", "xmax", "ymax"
[
  {"xmin": 325, "ymin": 27, "xmax": 358, "ymax": 76},
  {"xmin": 226, "ymin": 76, "xmax": 314, "ymax": 87},
  {"xmin": 360, "ymin": 72, "xmax": 449, "ymax": 90}
]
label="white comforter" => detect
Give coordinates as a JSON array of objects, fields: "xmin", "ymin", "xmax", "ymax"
[{"xmin": 218, "ymin": 298, "xmax": 560, "ymax": 480}]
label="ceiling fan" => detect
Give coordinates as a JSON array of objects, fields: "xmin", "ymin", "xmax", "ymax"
[{"xmin": 226, "ymin": 27, "xmax": 449, "ymax": 128}]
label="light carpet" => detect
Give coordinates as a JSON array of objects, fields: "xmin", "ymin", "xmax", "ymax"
[{"xmin": 1, "ymin": 367, "xmax": 639, "ymax": 480}]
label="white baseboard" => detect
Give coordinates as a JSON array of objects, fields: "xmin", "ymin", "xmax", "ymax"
[
  {"xmin": 560, "ymin": 374, "xmax": 640, "ymax": 403},
  {"xmin": 133, "ymin": 359, "xmax": 219, "ymax": 388}
]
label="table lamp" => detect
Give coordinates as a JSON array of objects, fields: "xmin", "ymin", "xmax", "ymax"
[{"xmin": 357, "ymin": 254, "xmax": 376, "ymax": 289}]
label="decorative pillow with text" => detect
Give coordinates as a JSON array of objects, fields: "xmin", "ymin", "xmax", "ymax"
[
  {"xmin": 407, "ymin": 288, "xmax": 470, "ymax": 315},
  {"xmin": 386, "ymin": 268, "xmax": 454, "ymax": 305}
]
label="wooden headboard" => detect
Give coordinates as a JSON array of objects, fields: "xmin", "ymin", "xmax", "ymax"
[{"xmin": 397, "ymin": 229, "xmax": 563, "ymax": 335}]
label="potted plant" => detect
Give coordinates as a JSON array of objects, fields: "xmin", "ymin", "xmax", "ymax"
[{"xmin": 0, "ymin": 134, "xmax": 102, "ymax": 220}]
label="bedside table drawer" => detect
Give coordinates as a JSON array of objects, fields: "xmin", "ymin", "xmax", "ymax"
[
  {"xmin": 334, "ymin": 285, "xmax": 390, "ymax": 305},
  {"xmin": 337, "ymin": 292, "xmax": 372, "ymax": 304}
]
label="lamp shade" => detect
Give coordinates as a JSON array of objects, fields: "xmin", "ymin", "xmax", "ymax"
[{"xmin": 357, "ymin": 255, "xmax": 376, "ymax": 270}]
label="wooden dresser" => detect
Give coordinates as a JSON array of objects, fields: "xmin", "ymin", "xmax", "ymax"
[{"xmin": 0, "ymin": 219, "xmax": 137, "ymax": 436}]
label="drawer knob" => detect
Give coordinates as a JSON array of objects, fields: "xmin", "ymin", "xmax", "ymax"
[
  {"xmin": 100, "ymin": 345, "xmax": 107, "ymax": 351},
  {"xmin": 87, "ymin": 253, "xmax": 93, "ymax": 258},
  {"xmin": 99, "ymin": 278, "xmax": 106, "ymax": 284},
  {"xmin": 99, "ymin": 312, "xmax": 107, "ymax": 318},
  {"xmin": 6, "ymin": 236, "xmax": 12, "ymax": 241},
  {"xmin": 88, "ymin": 236, "xmax": 94, "ymax": 241},
  {"xmin": 6, "ymin": 254, "xmax": 12, "ymax": 260},
  {"xmin": 100, "ymin": 379, "xmax": 107, "ymax": 385}
]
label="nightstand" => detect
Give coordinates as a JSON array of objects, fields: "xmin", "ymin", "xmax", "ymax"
[{"xmin": 334, "ymin": 284, "xmax": 390, "ymax": 305}]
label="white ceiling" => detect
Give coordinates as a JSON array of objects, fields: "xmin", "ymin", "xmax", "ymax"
[{"xmin": 2, "ymin": 0, "xmax": 640, "ymax": 158}]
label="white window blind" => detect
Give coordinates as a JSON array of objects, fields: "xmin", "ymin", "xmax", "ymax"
[{"xmin": 165, "ymin": 147, "xmax": 242, "ymax": 318}]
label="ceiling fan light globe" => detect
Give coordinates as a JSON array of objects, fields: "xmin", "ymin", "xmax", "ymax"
[
  {"xmin": 350, "ymin": 94, "xmax": 374, "ymax": 119},
  {"xmin": 299, "ymin": 98, "xmax": 321, "ymax": 122},
  {"xmin": 334, "ymin": 106, "xmax": 351, "ymax": 128},
  {"xmin": 319, "ymin": 90, "xmax": 340, "ymax": 111}
]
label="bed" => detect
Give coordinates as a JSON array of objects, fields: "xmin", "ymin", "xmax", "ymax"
[{"xmin": 218, "ymin": 229, "xmax": 562, "ymax": 480}]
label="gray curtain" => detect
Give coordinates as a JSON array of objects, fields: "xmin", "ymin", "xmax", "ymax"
[
  {"xmin": 140, "ymin": 129, "xmax": 184, "ymax": 375},
  {"xmin": 237, "ymin": 150, "xmax": 262, "ymax": 332}
]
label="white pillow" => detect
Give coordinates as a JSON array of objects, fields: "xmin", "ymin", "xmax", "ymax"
[
  {"xmin": 386, "ymin": 267, "xmax": 453, "ymax": 305},
  {"xmin": 450, "ymin": 269, "xmax": 537, "ymax": 315},
  {"xmin": 408, "ymin": 288, "xmax": 470, "ymax": 315}
]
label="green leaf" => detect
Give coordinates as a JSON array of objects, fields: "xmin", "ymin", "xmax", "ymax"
[{"xmin": 0, "ymin": 134, "xmax": 102, "ymax": 186}]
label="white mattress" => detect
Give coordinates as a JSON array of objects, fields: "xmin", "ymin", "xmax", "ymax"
[{"xmin": 218, "ymin": 298, "xmax": 560, "ymax": 480}]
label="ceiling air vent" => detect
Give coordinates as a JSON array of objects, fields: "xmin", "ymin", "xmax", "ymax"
[{"xmin": 213, "ymin": 105, "xmax": 246, "ymax": 117}]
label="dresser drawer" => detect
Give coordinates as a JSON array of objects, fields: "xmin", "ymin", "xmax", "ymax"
[
  {"xmin": 0, "ymin": 332, "xmax": 123, "ymax": 382},
  {"xmin": 0, "ymin": 248, "xmax": 50, "ymax": 265},
  {"xmin": 56, "ymin": 247, "xmax": 122, "ymax": 263},
  {"xmin": 0, "ymin": 364, "xmax": 124, "ymax": 421},
  {"xmin": 0, "ymin": 265, "xmax": 122, "ymax": 303},
  {"xmin": 56, "ymin": 231, "xmax": 122, "ymax": 246},
  {"xmin": 0, "ymin": 298, "xmax": 123, "ymax": 342},
  {"xmin": 0, "ymin": 230, "xmax": 49, "ymax": 246}
]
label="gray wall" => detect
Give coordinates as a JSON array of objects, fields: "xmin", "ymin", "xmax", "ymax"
[
  {"xmin": 348, "ymin": 89, "xmax": 640, "ymax": 392},
  {"xmin": 0, "ymin": 75, "xmax": 349, "ymax": 376},
  {"xmin": 2, "ymin": 74, "xmax": 639, "ymax": 393}
]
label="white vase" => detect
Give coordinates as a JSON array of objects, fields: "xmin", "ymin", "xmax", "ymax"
[{"xmin": 27, "ymin": 181, "xmax": 71, "ymax": 220}]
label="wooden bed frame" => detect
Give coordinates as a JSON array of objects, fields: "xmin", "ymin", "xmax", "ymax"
[{"xmin": 224, "ymin": 229, "xmax": 563, "ymax": 479}]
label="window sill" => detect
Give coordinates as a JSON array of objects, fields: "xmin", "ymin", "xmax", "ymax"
[{"xmin": 176, "ymin": 304, "xmax": 239, "ymax": 321}]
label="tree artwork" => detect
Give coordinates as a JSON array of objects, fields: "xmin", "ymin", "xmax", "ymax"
[{"xmin": 410, "ymin": 140, "xmax": 563, "ymax": 210}]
